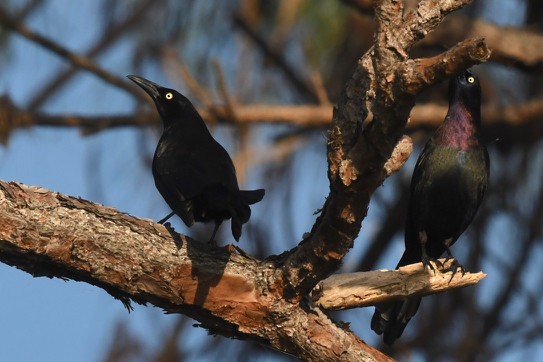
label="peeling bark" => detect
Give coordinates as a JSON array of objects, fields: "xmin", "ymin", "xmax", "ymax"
[{"xmin": 0, "ymin": 180, "xmax": 391, "ymax": 361}]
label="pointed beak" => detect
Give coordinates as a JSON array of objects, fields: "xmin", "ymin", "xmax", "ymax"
[{"xmin": 127, "ymin": 75, "xmax": 160, "ymax": 99}]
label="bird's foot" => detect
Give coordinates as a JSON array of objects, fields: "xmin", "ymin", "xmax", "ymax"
[
  {"xmin": 447, "ymin": 259, "xmax": 466, "ymax": 282},
  {"xmin": 442, "ymin": 245, "xmax": 465, "ymax": 281},
  {"xmin": 419, "ymin": 234, "xmax": 443, "ymax": 273},
  {"xmin": 421, "ymin": 256, "xmax": 443, "ymax": 274},
  {"xmin": 158, "ymin": 211, "xmax": 175, "ymax": 224},
  {"xmin": 231, "ymin": 244, "xmax": 258, "ymax": 260},
  {"xmin": 206, "ymin": 222, "xmax": 221, "ymax": 248}
]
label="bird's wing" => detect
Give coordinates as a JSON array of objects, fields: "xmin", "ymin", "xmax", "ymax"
[
  {"xmin": 154, "ymin": 142, "xmax": 239, "ymax": 199},
  {"xmin": 409, "ymin": 140, "xmax": 434, "ymax": 203},
  {"xmin": 153, "ymin": 172, "xmax": 195, "ymax": 226},
  {"xmin": 404, "ymin": 138, "xmax": 441, "ymax": 250},
  {"xmin": 155, "ymin": 157, "xmax": 209, "ymax": 199}
]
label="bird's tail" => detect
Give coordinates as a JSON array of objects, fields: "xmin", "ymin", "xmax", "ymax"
[
  {"xmin": 236, "ymin": 189, "xmax": 265, "ymax": 224},
  {"xmin": 239, "ymin": 189, "xmax": 265, "ymax": 205},
  {"xmin": 371, "ymin": 297, "xmax": 421, "ymax": 345},
  {"xmin": 230, "ymin": 189, "xmax": 265, "ymax": 241},
  {"xmin": 371, "ymin": 249, "xmax": 422, "ymax": 344}
]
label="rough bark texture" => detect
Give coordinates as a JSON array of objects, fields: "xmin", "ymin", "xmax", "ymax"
[{"xmin": 0, "ymin": 181, "xmax": 390, "ymax": 361}]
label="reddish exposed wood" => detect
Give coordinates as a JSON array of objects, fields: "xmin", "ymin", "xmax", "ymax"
[{"xmin": 0, "ymin": 180, "xmax": 390, "ymax": 362}]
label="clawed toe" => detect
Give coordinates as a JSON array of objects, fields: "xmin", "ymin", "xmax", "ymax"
[
  {"xmin": 422, "ymin": 255, "xmax": 466, "ymax": 282},
  {"xmin": 422, "ymin": 256, "xmax": 443, "ymax": 274},
  {"xmin": 448, "ymin": 259, "xmax": 466, "ymax": 282}
]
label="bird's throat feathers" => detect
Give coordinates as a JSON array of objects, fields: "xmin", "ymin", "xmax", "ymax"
[
  {"xmin": 437, "ymin": 102, "xmax": 481, "ymax": 150},
  {"xmin": 159, "ymin": 105, "xmax": 210, "ymax": 135}
]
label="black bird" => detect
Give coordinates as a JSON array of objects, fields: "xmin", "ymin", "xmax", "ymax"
[
  {"xmin": 371, "ymin": 70, "xmax": 490, "ymax": 345},
  {"xmin": 127, "ymin": 75, "xmax": 265, "ymax": 243}
]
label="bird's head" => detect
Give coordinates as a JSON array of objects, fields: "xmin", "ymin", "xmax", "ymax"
[
  {"xmin": 127, "ymin": 75, "xmax": 199, "ymax": 127},
  {"xmin": 449, "ymin": 70, "xmax": 481, "ymax": 118}
]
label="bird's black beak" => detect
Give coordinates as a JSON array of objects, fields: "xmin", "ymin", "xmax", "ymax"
[{"xmin": 127, "ymin": 75, "xmax": 160, "ymax": 99}]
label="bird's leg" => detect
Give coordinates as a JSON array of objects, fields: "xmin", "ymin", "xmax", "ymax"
[
  {"xmin": 420, "ymin": 231, "xmax": 436, "ymax": 273},
  {"xmin": 208, "ymin": 222, "xmax": 220, "ymax": 247},
  {"xmin": 443, "ymin": 245, "xmax": 466, "ymax": 280},
  {"xmin": 158, "ymin": 211, "xmax": 175, "ymax": 224},
  {"xmin": 419, "ymin": 231, "xmax": 443, "ymax": 273},
  {"xmin": 421, "ymin": 244, "xmax": 436, "ymax": 273},
  {"xmin": 443, "ymin": 238, "xmax": 455, "ymax": 263}
]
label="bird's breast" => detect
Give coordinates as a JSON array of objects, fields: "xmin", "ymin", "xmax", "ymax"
[{"xmin": 155, "ymin": 140, "xmax": 173, "ymax": 158}]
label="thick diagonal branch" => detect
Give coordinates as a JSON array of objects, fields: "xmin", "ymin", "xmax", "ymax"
[{"xmin": 0, "ymin": 180, "xmax": 391, "ymax": 362}]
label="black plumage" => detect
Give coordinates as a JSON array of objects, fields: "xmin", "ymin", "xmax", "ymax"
[
  {"xmin": 127, "ymin": 75, "xmax": 265, "ymax": 243},
  {"xmin": 371, "ymin": 70, "xmax": 490, "ymax": 345}
]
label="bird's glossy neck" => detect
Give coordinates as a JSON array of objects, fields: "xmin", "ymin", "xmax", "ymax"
[
  {"xmin": 438, "ymin": 101, "xmax": 481, "ymax": 150},
  {"xmin": 160, "ymin": 108, "xmax": 209, "ymax": 134}
]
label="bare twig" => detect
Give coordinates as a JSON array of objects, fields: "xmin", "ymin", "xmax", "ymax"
[
  {"xmin": 425, "ymin": 15, "xmax": 543, "ymax": 70},
  {"xmin": 309, "ymin": 68, "xmax": 331, "ymax": 105},
  {"xmin": 343, "ymin": 0, "xmax": 543, "ymax": 70},
  {"xmin": 27, "ymin": 0, "xmax": 157, "ymax": 110},
  {"xmin": 314, "ymin": 258, "xmax": 486, "ymax": 310},
  {"xmin": 0, "ymin": 5, "xmax": 147, "ymax": 102},
  {"xmin": 232, "ymin": 12, "xmax": 319, "ymax": 103},
  {"xmin": 400, "ymin": 37, "xmax": 491, "ymax": 95},
  {"xmin": 212, "ymin": 59, "xmax": 240, "ymax": 122},
  {"xmin": 384, "ymin": 135, "xmax": 413, "ymax": 177},
  {"xmin": 162, "ymin": 49, "xmax": 215, "ymax": 110}
]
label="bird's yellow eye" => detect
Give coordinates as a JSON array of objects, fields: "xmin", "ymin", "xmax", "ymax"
[
  {"xmin": 467, "ymin": 76, "xmax": 475, "ymax": 84},
  {"xmin": 165, "ymin": 92, "xmax": 173, "ymax": 100}
]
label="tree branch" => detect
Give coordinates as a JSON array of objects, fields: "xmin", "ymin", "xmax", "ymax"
[
  {"xmin": 0, "ymin": 180, "xmax": 392, "ymax": 362},
  {"xmin": 400, "ymin": 37, "xmax": 491, "ymax": 95},
  {"xmin": 0, "ymin": 5, "xmax": 147, "ymax": 102},
  {"xmin": 2, "ymin": 93, "xmax": 543, "ymax": 136},
  {"xmin": 425, "ymin": 14, "xmax": 543, "ymax": 70},
  {"xmin": 0, "ymin": 179, "xmax": 487, "ymax": 359},
  {"xmin": 278, "ymin": 0, "xmax": 488, "ymax": 301},
  {"xmin": 343, "ymin": 1, "xmax": 543, "ymax": 70},
  {"xmin": 314, "ymin": 259, "xmax": 486, "ymax": 310},
  {"xmin": 26, "ymin": 0, "xmax": 157, "ymax": 110},
  {"xmin": 232, "ymin": 13, "xmax": 319, "ymax": 103}
]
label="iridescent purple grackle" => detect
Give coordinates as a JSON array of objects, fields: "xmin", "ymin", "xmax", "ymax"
[{"xmin": 371, "ymin": 70, "xmax": 490, "ymax": 345}]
